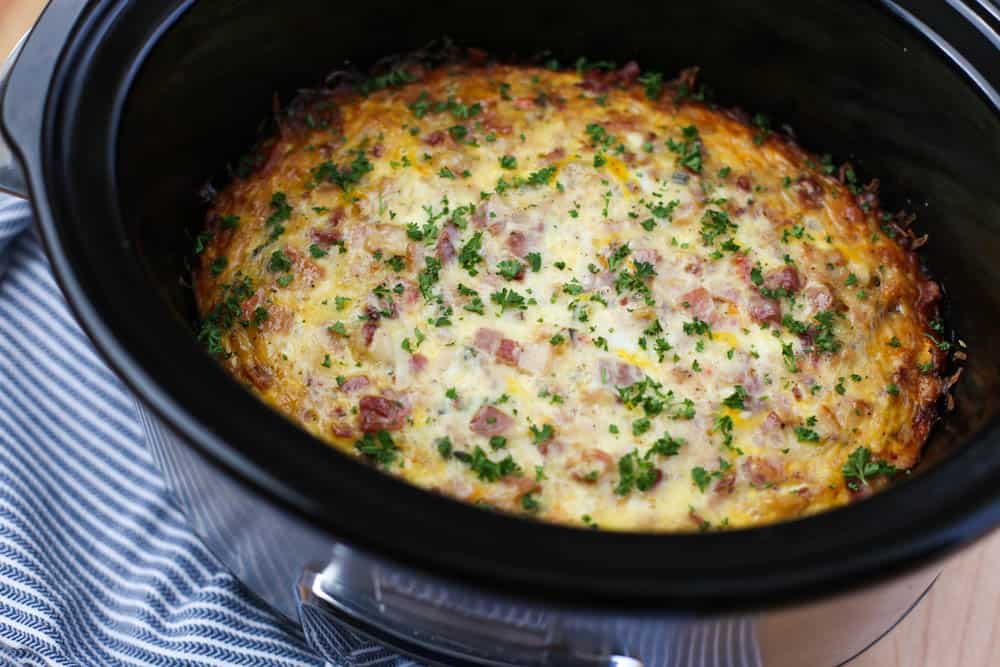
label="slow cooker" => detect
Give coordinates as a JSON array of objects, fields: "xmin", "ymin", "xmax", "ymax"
[{"xmin": 2, "ymin": 1, "xmax": 998, "ymax": 664}]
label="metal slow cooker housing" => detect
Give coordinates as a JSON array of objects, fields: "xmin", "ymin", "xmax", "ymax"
[{"xmin": 2, "ymin": 0, "xmax": 999, "ymax": 664}]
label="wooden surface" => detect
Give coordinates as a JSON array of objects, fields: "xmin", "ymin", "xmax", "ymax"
[{"xmin": 2, "ymin": 1, "xmax": 998, "ymax": 665}]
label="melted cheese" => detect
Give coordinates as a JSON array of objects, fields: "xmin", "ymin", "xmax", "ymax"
[{"xmin": 195, "ymin": 64, "xmax": 945, "ymax": 531}]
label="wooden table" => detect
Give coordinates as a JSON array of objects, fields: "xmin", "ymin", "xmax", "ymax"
[{"xmin": 2, "ymin": 1, "xmax": 998, "ymax": 664}]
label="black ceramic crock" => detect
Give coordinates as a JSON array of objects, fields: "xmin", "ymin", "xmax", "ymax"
[{"xmin": 2, "ymin": 1, "xmax": 999, "ymax": 664}]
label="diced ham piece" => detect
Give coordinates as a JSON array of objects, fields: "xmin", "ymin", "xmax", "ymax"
[
  {"xmin": 742, "ymin": 457, "xmax": 786, "ymax": 486},
  {"xmin": 804, "ymin": 284, "xmax": 834, "ymax": 312},
  {"xmin": 339, "ymin": 375, "xmax": 370, "ymax": 393},
  {"xmin": 682, "ymin": 287, "xmax": 717, "ymax": 324},
  {"xmin": 474, "ymin": 327, "xmax": 502, "ymax": 355},
  {"xmin": 749, "ymin": 295, "xmax": 782, "ymax": 324},
  {"xmin": 409, "ymin": 353, "xmax": 428, "ymax": 375},
  {"xmin": 506, "ymin": 231, "xmax": 528, "ymax": 258},
  {"xmin": 496, "ymin": 338, "xmax": 522, "ymax": 367},
  {"xmin": 423, "ymin": 130, "xmax": 446, "ymax": 146},
  {"xmin": 469, "ymin": 405, "xmax": 513, "ymax": 436},
  {"xmin": 310, "ymin": 207, "xmax": 345, "ymax": 246},
  {"xmin": 358, "ymin": 395, "xmax": 410, "ymax": 432},
  {"xmin": 765, "ymin": 266, "xmax": 801, "ymax": 294},
  {"xmin": 796, "ymin": 176, "xmax": 824, "ymax": 209},
  {"xmin": 437, "ymin": 224, "xmax": 459, "ymax": 263}
]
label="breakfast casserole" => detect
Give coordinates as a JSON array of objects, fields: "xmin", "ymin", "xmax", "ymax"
[{"xmin": 193, "ymin": 54, "xmax": 949, "ymax": 531}]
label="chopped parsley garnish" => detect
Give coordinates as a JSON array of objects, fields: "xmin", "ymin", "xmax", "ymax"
[
  {"xmin": 309, "ymin": 244, "xmax": 328, "ymax": 259},
  {"xmin": 782, "ymin": 341, "xmax": 798, "ymax": 373},
  {"xmin": 638, "ymin": 71, "xmax": 664, "ymax": 100},
  {"xmin": 614, "ymin": 261, "xmax": 656, "ymax": 299},
  {"xmin": 491, "ymin": 288, "xmax": 527, "ymax": 313},
  {"xmin": 385, "ymin": 255, "xmax": 406, "ymax": 272},
  {"xmin": 699, "ymin": 209, "xmax": 738, "ymax": 246},
  {"xmin": 355, "ymin": 430, "xmax": 399, "ymax": 468},
  {"xmin": 496, "ymin": 259, "xmax": 523, "ymax": 281},
  {"xmin": 842, "ymin": 447, "xmax": 896, "ymax": 491},
  {"xmin": 358, "ymin": 68, "xmax": 416, "ymax": 95},
  {"xmin": 458, "ymin": 232, "xmax": 484, "ymax": 276},
  {"xmin": 615, "ymin": 450, "xmax": 658, "ymax": 495},
  {"xmin": 268, "ymin": 249, "xmax": 293, "ymax": 273},
  {"xmin": 666, "ymin": 125, "xmax": 703, "ymax": 173},
  {"xmin": 526, "ymin": 252, "xmax": 542, "ymax": 272},
  {"xmin": 197, "ymin": 276, "xmax": 256, "ymax": 356},
  {"xmin": 436, "ymin": 436, "xmax": 453, "ymax": 458},
  {"xmin": 549, "ymin": 333, "xmax": 565, "ymax": 346},
  {"xmin": 608, "ymin": 243, "xmax": 631, "ymax": 272},
  {"xmin": 311, "ymin": 149, "xmax": 373, "ymax": 192},
  {"xmin": 210, "ymin": 256, "xmax": 227, "ymax": 276},
  {"xmin": 722, "ymin": 385, "xmax": 748, "ymax": 410},
  {"xmin": 794, "ymin": 416, "xmax": 821, "ymax": 443},
  {"xmin": 632, "ymin": 417, "xmax": 652, "ymax": 436},
  {"xmin": 489, "ymin": 436, "xmax": 507, "ymax": 450},
  {"xmin": 691, "ymin": 459, "xmax": 732, "ymax": 493},
  {"xmin": 617, "ymin": 375, "xmax": 695, "ymax": 420},
  {"xmin": 453, "ymin": 447, "xmax": 521, "ymax": 482},
  {"xmin": 530, "ymin": 423, "xmax": 554, "ymax": 444},
  {"xmin": 499, "ymin": 155, "xmax": 517, "ymax": 169},
  {"xmin": 682, "ymin": 318, "xmax": 712, "ymax": 338},
  {"xmin": 321, "ymin": 354, "xmax": 332, "ymax": 368}
]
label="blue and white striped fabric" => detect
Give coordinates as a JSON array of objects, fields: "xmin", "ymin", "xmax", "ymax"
[
  {"xmin": 0, "ymin": 194, "xmax": 762, "ymax": 666},
  {"xmin": 0, "ymin": 195, "xmax": 329, "ymax": 666}
]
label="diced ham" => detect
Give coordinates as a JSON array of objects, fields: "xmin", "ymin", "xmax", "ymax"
[
  {"xmin": 796, "ymin": 176, "xmax": 824, "ymax": 209},
  {"xmin": 362, "ymin": 306, "xmax": 381, "ymax": 347},
  {"xmin": 310, "ymin": 207, "xmax": 345, "ymax": 246},
  {"xmin": 437, "ymin": 224, "xmax": 459, "ymax": 263},
  {"xmin": 765, "ymin": 266, "xmax": 801, "ymax": 294},
  {"xmin": 542, "ymin": 147, "xmax": 566, "ymax": 164},
  {"xmin": 682, "ymin": 287, "xmax": 717, "ymax": 324},
  {"xmin": 714, "ymin": 472, "xmax": 735, "ymax": 496},
  {"xmin": 496, "ymin": 338, "xmax": 522, "ymax": 366},
  {"xmin": 742, "ymin": 457, "xmax": 785, "ymax": 486},
  {"xmin": 804, "ymin": 284, "xmax": 834, "ymax": 312},
  {"xmin": 736, "ymin": 175, "xmax": 751, "ymax": 191},
  {"xmin": 357, "ymin": 395, "xmax": 410, "ymax": 432},
  {"xmin": 474, "ymin": 327, "xmax": 502, "ymax": 355},
  {"xmin": 762, "ymin": 411, "xmax": 785, "ymax": 432},
  {"xmin": 409, "ymin": 353, "xmax": 428, "ymax": 375},
  {"xmin": 339, "ymin": 375, "xmax": 370, "ymax": 393},
  {"xmin": 423, "ymin": 130, "xmax": 446, "ymax": 146},
  {"xmin": 469, "ymin": 405, "xmax": 513, "ymax": 436},
  {"xmin": 506, "ymin": 231, "xmax": 528, "ymax": 257},
  {"xmin": 749, "ymin": 295, "xmax": 782, "ymax": 324}
]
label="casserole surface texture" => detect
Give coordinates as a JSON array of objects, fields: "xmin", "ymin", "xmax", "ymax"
[{"xmin": 195, "ymin": 61, "xmax": 946, "ymax": 531}]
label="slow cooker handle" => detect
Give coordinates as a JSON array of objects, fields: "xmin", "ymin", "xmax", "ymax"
[
  {"xmin": 0, "ymin": 34, "xmax": 28, "ymax": 199},
  {"xmin": 296, "ymin": 555, "xmax": 648, "ymax": 667}
]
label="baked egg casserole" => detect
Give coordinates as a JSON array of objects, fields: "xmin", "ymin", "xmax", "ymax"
[{"xmin": 194, "ymin": 57, "xmax": 950, "ymax": 531}]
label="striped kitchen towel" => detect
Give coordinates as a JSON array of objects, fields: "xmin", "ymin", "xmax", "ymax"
[{"xmin": 0, "ymin": 194, "xmax": 761, "ymax": 666}]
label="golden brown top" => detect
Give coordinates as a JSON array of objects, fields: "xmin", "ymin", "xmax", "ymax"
[{"xmin": 194, "ymin": 62, "xmax": 946, "ymax": 531}]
